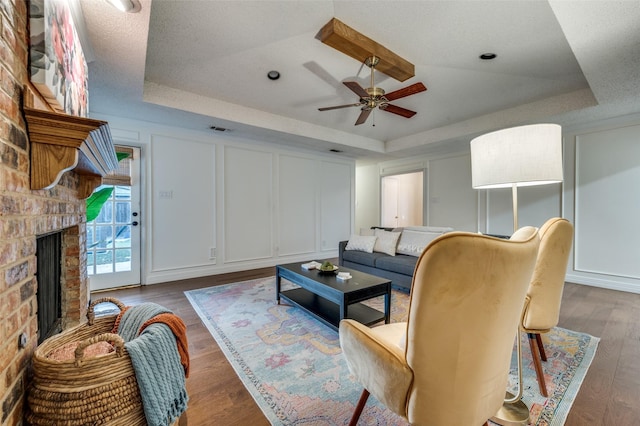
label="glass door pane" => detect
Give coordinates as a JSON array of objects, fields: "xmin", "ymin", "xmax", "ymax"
[{"xmin": 88, "ymin": 146, "xmax": 141, "ymax": 291}]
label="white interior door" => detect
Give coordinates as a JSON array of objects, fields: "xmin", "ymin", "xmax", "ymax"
[
  {"xmin": 381, "ymin": 177, "xmax": 399, "ymax": 228},
  {"xmin": 88, "ymin": 147, "xmax": 141, "ymax": 291},
  {"xmin": 381, "ymin": 172, "xmax": 424, "ymax": 228}
]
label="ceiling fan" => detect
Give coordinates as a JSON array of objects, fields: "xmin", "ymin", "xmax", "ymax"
[{"xmin": 318, "ymin": 56, "xmax": 427, "ymax": 126}]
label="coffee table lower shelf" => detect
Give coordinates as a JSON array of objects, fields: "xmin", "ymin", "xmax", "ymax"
[{"xmin": 280, "ymin": 287, "xmax": 384, "ymax": 331}]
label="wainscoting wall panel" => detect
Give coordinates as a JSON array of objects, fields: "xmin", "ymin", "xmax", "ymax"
[
  {"xmin": 319, "ymin": 161, "xmax": 351, "ymax": 252},
  {"xmin": 574, "ymin": 125, "xmax": 640, "ymax": 280},
  {"xmin": 150, "ymin": 134, "xmax": 216, "ymax": 271},
  {"xmin": 277, "ymin": 154, "xmax": 317, "ymax": 256},
  {"xmin": 428, "ymin": 154, "xmax": 477, "ymax": 231},
  {"xmin": 224, "ymin": 146, "xmax": 274, "ymax": 263}
]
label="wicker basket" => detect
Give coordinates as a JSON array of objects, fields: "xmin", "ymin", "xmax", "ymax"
[{"xmin": 26, "ymin": 297, "xmax": 146, "ymax": 426}]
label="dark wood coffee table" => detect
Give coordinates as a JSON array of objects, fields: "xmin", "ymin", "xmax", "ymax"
[{"xmin": 275, "ymin": 262, "xmax": 391, "ymax": 331}]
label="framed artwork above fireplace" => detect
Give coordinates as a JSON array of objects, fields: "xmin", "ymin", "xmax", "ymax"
[{"xmin": 29, "ymin": 0, "xmax": 88, "ymax": 117}]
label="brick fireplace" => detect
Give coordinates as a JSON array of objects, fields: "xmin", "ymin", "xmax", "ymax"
[
  {"xmin": 0, "ymin": 2, "xmax": 98, "ymax": 423},
  {"xmin": 1, "ymin": 168, "xmax": 90, "ymax": 424}
]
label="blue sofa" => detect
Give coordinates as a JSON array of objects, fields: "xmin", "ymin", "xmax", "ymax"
[{"xmin": 338, "ymin": 226, "xmax": 453, "ymax": 292}]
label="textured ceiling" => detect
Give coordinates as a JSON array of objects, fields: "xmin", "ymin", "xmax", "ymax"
[{"xmin": 79, "ymin": 0, "xmax": 640, "ymax": 161}]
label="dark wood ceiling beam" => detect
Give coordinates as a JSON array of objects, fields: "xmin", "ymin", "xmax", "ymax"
[{"xmin": 316, "ymin": 18, "xmax": 415, "ymax": 82}]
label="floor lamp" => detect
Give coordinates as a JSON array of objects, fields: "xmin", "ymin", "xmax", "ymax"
[{"xmin": 470, "ymin": 123, "xmax": 563, "ymax": 425}]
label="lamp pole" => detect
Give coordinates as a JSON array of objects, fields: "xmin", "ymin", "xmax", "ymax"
[{"xmin": 490, "ymin": 183, "xmax": 530, "ymax": 425}]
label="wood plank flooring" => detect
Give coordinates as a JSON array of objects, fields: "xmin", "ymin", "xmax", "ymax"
[{"xmin": 94, "ymin": 270, "xmax": 640, "ymax": 425}]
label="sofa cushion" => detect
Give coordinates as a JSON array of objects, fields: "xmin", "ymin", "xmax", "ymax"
[
  {"xmin": 373, "ymin": 229, "xmax": 402, "ymax": 256},
  {"xmin": 342, "ymin": 249, "xmax": 389, "ymax": 267},
  {"xmin": 345, "ymin": 234, "xmax": 377, "ymax": 253},
  {"xmin": 396, "ymin": 229, "xmax": 442, "ymax": 257},
  {"xmin": 375, "ymin": 255, "xmax": 418, "ymax": 276}
]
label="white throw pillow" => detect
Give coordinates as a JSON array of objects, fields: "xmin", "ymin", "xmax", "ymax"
[
  {"xmin": 396, "ymin": 230, "xmax": 442, "ymax": 257},
  {"xmin": 345, "ymin": 234, "xmax": 377, "ymax": 253},
  {"xmin": 373, "ymin": 229, "xmax": 402, "ymax": 256}
]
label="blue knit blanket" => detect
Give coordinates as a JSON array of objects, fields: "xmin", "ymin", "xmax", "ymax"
[
  {"xmin": 117, "ymin": 303, "xmax": 188, "ymax": 426},
  {"xmin": 117, "ymin": 302, "xmax": 170, "ymax": 342}
]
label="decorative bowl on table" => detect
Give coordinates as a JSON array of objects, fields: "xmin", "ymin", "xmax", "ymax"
[{"xmin": 318, "ymin": 262, "xmax": 338, "ymax": 275}]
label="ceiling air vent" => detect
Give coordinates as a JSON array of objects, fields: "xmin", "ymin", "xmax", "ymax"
[{"xmin": 210, "ymin": 126, "xmax": 230, "ymax": 132}]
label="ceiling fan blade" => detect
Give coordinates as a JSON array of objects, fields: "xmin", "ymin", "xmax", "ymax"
[
  {"xmin": 383, "ymin": 82, "xmax": 427, "ymax": 102},
  {"xmin": 355, "ymin": 108, "xmax": 372, "ymax": 125},
  {"xmin": 343, "ymin": 81, "xmax": 369, "ymax": 98},
  {"xmin": 318, "ymin": 103, "xmax": 362, "ymax": 111},
  {"xmin": 380, "ymin": 103, "xmax": 417, "ymax": 118}
]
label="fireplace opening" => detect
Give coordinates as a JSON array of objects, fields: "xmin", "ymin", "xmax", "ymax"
[{"xmin": 36, "ymin": 231, "xmax": 62, "ymax": 344}]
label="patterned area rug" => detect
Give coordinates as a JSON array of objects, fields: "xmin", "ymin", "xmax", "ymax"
[{"xmin": 185, "ymin": 277, "xmax": 599, "ymax": 425}]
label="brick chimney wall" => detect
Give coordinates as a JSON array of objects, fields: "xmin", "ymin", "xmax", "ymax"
[{"xmin": 1, "ymin": 3, "xmax": 90, "ymax": 424}]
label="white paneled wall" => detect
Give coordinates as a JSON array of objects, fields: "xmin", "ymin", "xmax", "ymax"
[
  {"xmin": 101, "ymin": 111, "xmax": 640, "ymax": 293},
  {"xmin": 224, "ymin": 146, "xmax": 274, "ymax": 263},
  {"xmin": 572, "ymin": 124, "xmax": 640, "ymax": 282},
  {"xmin": 277, "ymin": 154, "xmax": 317, "ymax": 256},
  {"xmin": 357, "ymin": 115, "xmax": 640, "ymax": 293},
  {"xmin": 319, "ymin": 161, "xmax": 352, "ymax": 252},
  {"xmin": 150, "ymin": 134, "xmax": 216, "ymax": 271},
  {"xmin": 100, "ymin": 115, "xmax": 354, "ymax": 285},
  {"xmin": 355, "ymin": 164, "xmax": 380, "ymax": 231},
  {"xmin": 428, "ymin": 154, "xmax": 477, "ymax": 231}
]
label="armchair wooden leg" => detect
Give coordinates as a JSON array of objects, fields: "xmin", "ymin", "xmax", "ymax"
[
  {"xmin": 528, "ymin": 333, "xmax": 548, "ymax": 397},
  {"xmin": 535, "ymin": 332, "xmax": 547, "ymax": 361},
  {"xmin": 349, "ymin": 389, "xmax": 370, "ymax": 426}
]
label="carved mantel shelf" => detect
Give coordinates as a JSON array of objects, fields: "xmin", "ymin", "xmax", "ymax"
[{"xmin": 24, "ymin": 108, "xmax": 118, "ymax": 199}]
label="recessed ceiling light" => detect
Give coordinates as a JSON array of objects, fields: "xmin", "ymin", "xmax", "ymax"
[
  {"xmin": 479, "ymin": 53, "xmax": 497, "ymax": 60},
  {"xmin": 267, "ymin": 70, "xmax": 280, "ymax": 80}
]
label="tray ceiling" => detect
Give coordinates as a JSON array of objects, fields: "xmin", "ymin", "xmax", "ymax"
[{"xmin": 79, "ymin": 0, "xmax": 640, "ymax": 160}]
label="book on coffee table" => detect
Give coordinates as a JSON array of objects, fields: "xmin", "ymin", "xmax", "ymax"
[{"xmin": 301, "ymin": 261, "xmax": 321, "ymax": 270}]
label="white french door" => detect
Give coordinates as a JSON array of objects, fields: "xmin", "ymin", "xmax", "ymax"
[
  {"xmin": 88, "ymin": 147, "xmax": 141, "ymax": 291},
  {"xmin": 381, "ymin": 171, "xmax": 424, "ymax": 227}
]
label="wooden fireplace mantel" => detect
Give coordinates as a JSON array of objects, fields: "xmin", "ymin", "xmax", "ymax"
[{"xmin": 24, "ymin": 108, "xmax": 118, "ymax": 199}]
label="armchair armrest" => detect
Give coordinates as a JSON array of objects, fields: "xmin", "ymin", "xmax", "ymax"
[{"xmin": 339, "ymin": 319, "xmax": 413, "ymax": 416}]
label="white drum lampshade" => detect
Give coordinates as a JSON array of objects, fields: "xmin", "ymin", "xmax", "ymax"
[{"xmin": 470, "ymin": 123, "xmax": 563, "ymax": 190}]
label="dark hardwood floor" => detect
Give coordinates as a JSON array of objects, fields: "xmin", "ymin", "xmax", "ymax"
[{"xmin": 94, "ymin": 270, "xmax": 640, "ymax": 425}]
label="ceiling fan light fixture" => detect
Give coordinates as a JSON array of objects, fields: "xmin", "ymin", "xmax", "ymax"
[{"xmin": 480, "ymin": 52, "xmax": 497, "ymax": 60}]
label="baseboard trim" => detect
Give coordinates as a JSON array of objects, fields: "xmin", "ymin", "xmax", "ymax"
[{"xmin": 565, "ymin": 273, "xmax": 640, "ymax": 294}]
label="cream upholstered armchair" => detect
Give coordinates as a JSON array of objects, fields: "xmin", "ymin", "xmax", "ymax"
[
  {"xmin": 521, "ymin": 217, "xmax": 574, "ymax": 397},
  {"xmin": 339, "ymin": 228, "xmax": 540, "ymax": 426}
]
